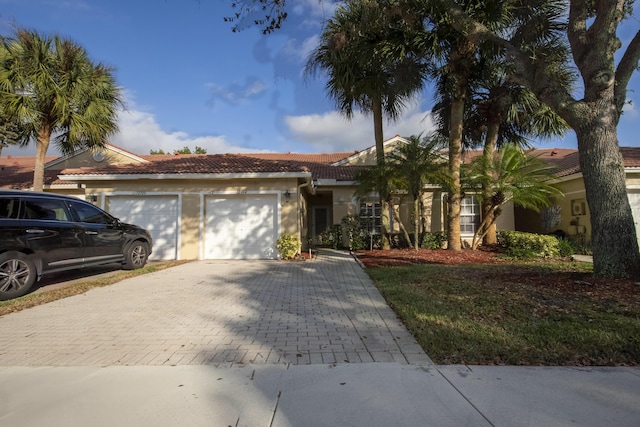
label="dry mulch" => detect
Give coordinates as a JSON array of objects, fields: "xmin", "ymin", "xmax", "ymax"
[
  {"xmin": 353, "ymin": 248, "xmax": 640, "ymax": 300},
  {"xmin": 353, "ymin": 247, "xmax": 505, "ymax": 267}
]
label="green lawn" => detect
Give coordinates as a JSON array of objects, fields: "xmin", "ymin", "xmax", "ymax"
[{"xmin": 366, "ymin": 262, "xmax": 640, "ymax": 365}]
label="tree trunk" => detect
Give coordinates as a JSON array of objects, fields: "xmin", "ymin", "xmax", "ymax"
[
  {"xmin": 413, "ymin": 195, "xmax": 420, "ymax": 249},
  {"xmin": 447, "ymin": 97, "xmax": 463, "ymax": 251},
  {"xmin": 391, "ymin": 200, "xmax": 413, "ymax": 249},
  {"xmin": 481, "ymin": 123, "xmax": 499, "ymax": 245},
  {"xmin": 576, "ymin": 124, "xmax": 640, "ymax": 278},
  {"xmin": 33, "ymin": 126, "xmax": 51, "ymax": 192},
  {"xmin": 446, "ymin": 40, "xmax": 474, "ymax": 251},
  {"xmin": 372, "ymin": 98, "xmax": 391, "ymax": 250}
]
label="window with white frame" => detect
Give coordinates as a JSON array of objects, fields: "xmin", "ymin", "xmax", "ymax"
[
  {"xmin": 359, "ymin": 201, "xmax": 381, "ymax": 234},
  {"xmin": 460, "ymin": 195, "xmax": 481, "ymax": 235}
]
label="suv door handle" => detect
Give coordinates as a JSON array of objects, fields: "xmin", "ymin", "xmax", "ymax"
[
  {"xmin": 85, "ymin": 231, "xmax": 98, "ymax": 235},
  {"xmin": 26, "ymin": 229, "xmax": 45, "ymax": 234}
]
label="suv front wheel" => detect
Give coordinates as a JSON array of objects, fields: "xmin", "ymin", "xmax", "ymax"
[
  {"xmin": 123, "ymin": 241, "xmax": 149, "ymax": 270},
  {"xmin": 0, "ymin": 252, "xmax": 37, "ymax": 301}
]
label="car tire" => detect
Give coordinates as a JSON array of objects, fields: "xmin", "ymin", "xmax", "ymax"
[
  {"xmin": 0, "ymin": 252, "xmax": 37, "ymax": 301},
  {"xmin": 123, "ymin": 241, "xmax": 149, "ymax": 270}
]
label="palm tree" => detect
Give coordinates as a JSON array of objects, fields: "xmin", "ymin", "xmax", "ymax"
[
  {"xmin": 426, "ymin": 0, "xmax": 571, "ymax": 248},
  {"xmin": 305, "ymin": 0, "xmax": 427, "ymax": 248},
  {"xmin": 354, "ymin": 161, "xmax": 413, "ymax": 248},
  {"xmin": 388, "ymin": 134, "xmax": 447, "ymax": 249},
  {"xmin": 419, "ymin": 0, "xmax": 640, "ymax": 278},
  {"xmin": 446, "ymin": 67, "xmax": 570, "ymax": 245},
  {"xmin": 0, "ymin": 29, "xmax": 122, "ymax": 191},
  {"xmin": 466, "ymin": 144, "xmax": 564, "ymax": 250},
  {"xmin": 0, "ymin": 118, "xmax": 25, "ymax": 156}
]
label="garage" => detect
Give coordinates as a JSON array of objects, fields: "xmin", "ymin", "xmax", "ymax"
[
  {"xmin": 204, "ymin": 194, "xmax": 278, "ymax": 259},
  {"xmin": 629, "ymin": 191, "xmax": 640, "ymax": 250},
  {"xmin": 107, "ymin": 195, "xmax": 180, "ymax": 260}
]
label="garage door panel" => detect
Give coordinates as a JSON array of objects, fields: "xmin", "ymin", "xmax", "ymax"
[
  {"xmin": 205, "ymin": 195, "xmax": 277, "ymax": 259},
  {"xmin": 108, "ymin": 196, "xmax": 179, "ymax": 261}
]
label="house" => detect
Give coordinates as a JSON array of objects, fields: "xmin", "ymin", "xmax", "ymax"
[{"xmin": 1, "ymin": 136, "xmax": 639, "ymax": 259}]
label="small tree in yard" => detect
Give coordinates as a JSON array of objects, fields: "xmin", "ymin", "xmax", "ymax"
[
  {"xmin": 354, "ymin": 162, "xmax": 413, "ymax": 248},
  {"xmin": 388, "ymin": 133, "xmax": 448, "ymax": 250},
  {"xmin": 466, "ymin": 144, "xmax": 563, "ymax": 250}
]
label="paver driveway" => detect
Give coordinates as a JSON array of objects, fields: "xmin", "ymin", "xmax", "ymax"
[{"xmin": 0, "ymin": 250, "xmax": 430, "ymax": 366}]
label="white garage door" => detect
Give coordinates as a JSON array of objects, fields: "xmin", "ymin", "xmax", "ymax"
[
  {"xmin": 108, "ymin": 196, "xmax": 179, "ymax": 260},
  {"xmin": 205, "ymin": 195, "xmax": 277, "ymax": 259},
  {"xmin": 629, "ymin": 192, "xmax": 640, "ymax": 250}
]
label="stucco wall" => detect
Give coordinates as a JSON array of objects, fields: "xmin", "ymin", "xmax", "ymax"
[
  {"xmin": 80, "ymin": 177, "xmax": 304, "ymax": 260},
  {"xmin": 51, "ymin": 149, "xmax": 141, "ymax": 170}
]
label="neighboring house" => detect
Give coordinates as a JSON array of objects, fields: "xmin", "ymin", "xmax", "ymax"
[
  {"xmin": 513, "ymin": 147, "xmax": 640, "ymax": 250},
  {"xmin": 1, "ymin": 136, "xmax": 639, "ymax": 259}
]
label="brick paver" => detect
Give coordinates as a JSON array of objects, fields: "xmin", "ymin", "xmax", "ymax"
[{"xmin": 0, "ymin": 250, "xmax": 431, "ymax": 366}]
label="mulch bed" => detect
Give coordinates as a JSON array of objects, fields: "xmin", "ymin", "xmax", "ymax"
[
  {"xmin": 353, "ymin": 248, "xmax": 640, "ymax": 300},
  {"xmin": 353, "ymin": 247, "xmax": 505, "ymax": 267}
]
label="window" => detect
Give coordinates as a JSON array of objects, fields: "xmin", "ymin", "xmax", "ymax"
[
  {"xmin": 69, "ymin": 201, "xmax": 111, "ymax": 224},
  {"xmin": 460, "ymin": 195, "xmax": 480, "ymax": 235},
  {"xmin": 571, "ymin": 198, "xmax": 587, "ymax": 216},
  {"xmin": 0, "ymin": 197, "xmax": 20, "ymax": 219},
  {"xmin": 22, "ymin": 198, "xmax": 70, "ymax": 221},
  {"xmin": 360, "ymin": 201, "xmax": 381, "ymax": 234}
]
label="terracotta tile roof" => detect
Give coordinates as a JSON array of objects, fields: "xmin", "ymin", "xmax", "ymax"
[
  {"xmin": 620, "ymin": 147, "xmax": 640, "ymax": 167},
  {"xmin": 61, "ymin": 154, "xmax": 315, "ymax": 176},
  {"xmin": 238, "ymin": 152, "xmax": 355, "ymax": 164},
  {"xmin": 4, "ymin": 146, "xmax": 639, "ymax": 188},
  {"xmin": 306, "ymin": 164, "xmax": 367, "ymax": 181},
  {"xmin": 0, "ymin": 156, "xmax": 60, "ymax": 189}
]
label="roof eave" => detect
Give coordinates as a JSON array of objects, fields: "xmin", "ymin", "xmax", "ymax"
[{"xmin": 58, "ymin": 171, "xmax": 312, "ymax": 181}]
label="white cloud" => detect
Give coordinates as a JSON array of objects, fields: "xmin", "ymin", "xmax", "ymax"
[
  {"xmin": 285, "ymin": 103, "xmax": 435, "ymax": 152},
  {"xmin": 206, "ymin": 77, "xmax": 268, "ymax": 107},
  {"xmin": 281, "ymin": 34, "xmax": 320, "ymax": 64},
  {"xmin": 111, "ymin": 109, "xmax": 264, "ymax": 155}
]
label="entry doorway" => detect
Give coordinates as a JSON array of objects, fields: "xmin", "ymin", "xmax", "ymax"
[{"xmin": 312, "ymin": 206, "xmax": 331, "ymax": 244}]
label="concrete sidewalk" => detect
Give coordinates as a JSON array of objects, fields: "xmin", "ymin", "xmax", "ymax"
[
  {"xmin": 1, "ymin": 249, "xmax": 638, "ymax": 426},
  {"xmin": 1, "ymin": 364, "xmax": 638, "ymax": 426}
]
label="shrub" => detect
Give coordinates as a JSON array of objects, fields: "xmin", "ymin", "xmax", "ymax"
[
  {"xmin": 317, "ymin": 224, "xmax": 343, "ymax": 249},
  {"xmin": 390, "ymin": 233, "xmax": 410, "ymax": 248},
  {"xmin": 556, "ymin": 237, "xmax": 575, "ymax": 258},
  {"xmin": 568, "ymin": 234, "xmax": 592, "ymax": 255},
  {"xmin": 421, "ymin": 231, "xmax": 447, "ymax": 249},
  {"xmin": 341, "ymin": 214, "xmax": 377, "ymax": 250},
  {"xmin": 497, "ymin": 231, "xmax": 561, "ymax": 259},
  {"xmin": 276, "ymin": 234, "xmax": 301, "ymax": 259}
]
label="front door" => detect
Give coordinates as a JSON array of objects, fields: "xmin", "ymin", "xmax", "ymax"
[{"xmin": 312, "ymin": 206, "xmax": 331, "ymax": 243}]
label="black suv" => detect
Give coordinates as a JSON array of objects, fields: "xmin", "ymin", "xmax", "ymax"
[{"xmin": 0, "ymin": 190, "xmax": 152, "ymax": 300}]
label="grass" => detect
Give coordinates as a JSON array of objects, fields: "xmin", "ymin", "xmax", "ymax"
[
  {"xmin": 366, "ymin": 261, "xmax": 640, "ymax": 366},
  {"xmin": 0, "ymin": 260, "xmax": 189, "ymax": 317}
]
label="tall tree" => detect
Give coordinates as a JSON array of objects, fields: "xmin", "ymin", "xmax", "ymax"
[
  {"xmin": 305, "ymin": 0, "xmax": 427, "ymax": 249},
  {"xmin": 225, "ymin": 0, "xmax": 640, "ymax": 277},
  {"xmin": 433, "ymin": 9, "xmax": 571, "ymax": 245},
  {"xmin": 421, "ymin": 0, "xmax": 640, "ymax": 277},
  {"xmin": 0, "ymin": 118, "xmax": 26, "ymax": 156},
  {"xmin": 425, "ymin": 0, "xmax": 572, "ymax": 250},
  {"xmin": 0, "ymin": 29, "xmax": 121, "ymax": 191}
]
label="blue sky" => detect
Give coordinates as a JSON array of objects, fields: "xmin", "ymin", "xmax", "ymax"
[{"xmin": 1, "ymin": 0, "xmax": 638, "ymax": 157}]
